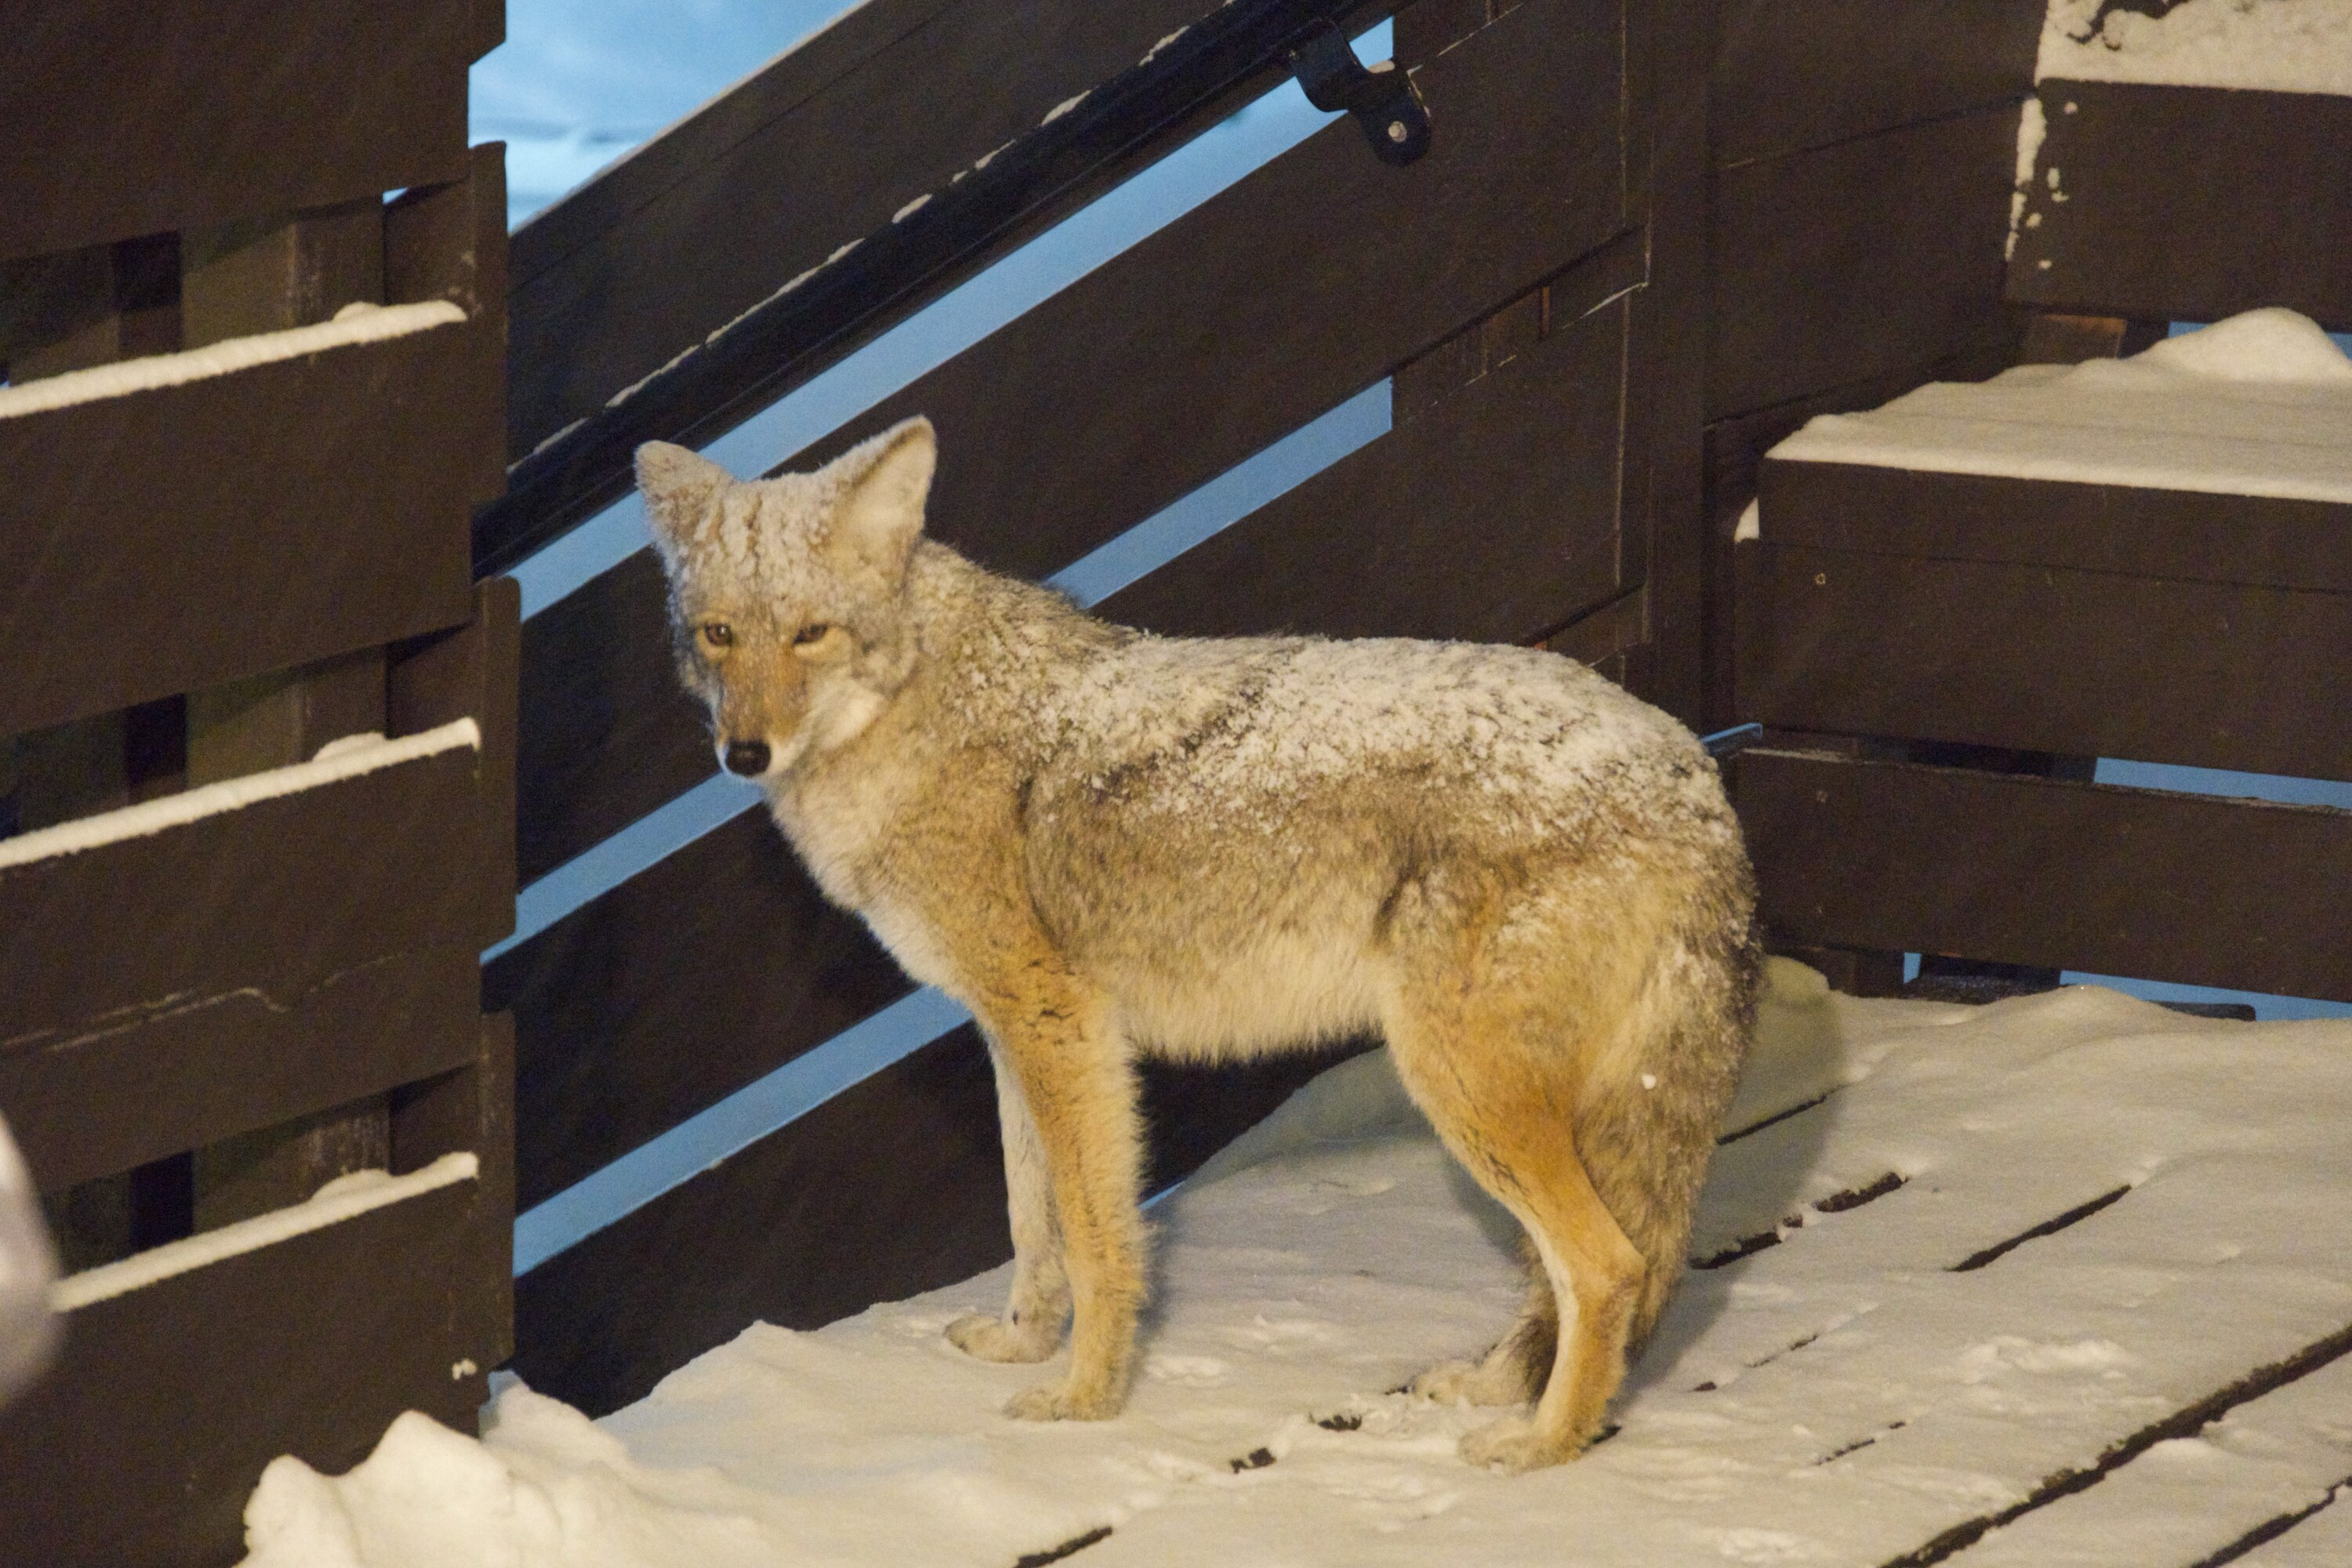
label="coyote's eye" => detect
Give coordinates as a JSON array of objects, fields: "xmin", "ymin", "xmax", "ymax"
[
  {"xmin": 793, "ymin": 622, "xmax": 834, "ymax": 648},
  {"xmin": 699, "ymin": 622, "xmax": 734, "ymax": 652}
]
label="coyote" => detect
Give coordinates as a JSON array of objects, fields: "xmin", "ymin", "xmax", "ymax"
[{"xmin": 636, "ymin": 419, "xmax": 1759, "ymax": 1471}]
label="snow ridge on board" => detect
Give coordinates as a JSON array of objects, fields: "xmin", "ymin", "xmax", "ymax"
[
  {"xmin": 1764, "ymin": 308, "xmax": 2352, "ymax": 510},
  {"xmin": 0, "ymin": 719, "xmax": 479, "ymax": 872},
  {"xmin": 2038, "ymin": 0, "xmax": 2352, "ymax": 97},
  {"xmin": 0, "ymin": 300, "xmax": 466, "ymax": 422}
]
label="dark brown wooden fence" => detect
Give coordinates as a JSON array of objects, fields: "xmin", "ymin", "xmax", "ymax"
[{"xmin": 0, "ymin": 6, "xmax": 514, "ymax": 1563}]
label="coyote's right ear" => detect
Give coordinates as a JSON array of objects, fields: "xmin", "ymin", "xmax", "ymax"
[{"xmin": 636, "ymin": 442, "xmax": 732, "ymax": 557}]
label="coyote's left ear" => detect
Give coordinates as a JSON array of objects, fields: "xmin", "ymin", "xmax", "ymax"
[{"xmin": 824, "ymin": 416, "xmax": 935, "ymax": 590}]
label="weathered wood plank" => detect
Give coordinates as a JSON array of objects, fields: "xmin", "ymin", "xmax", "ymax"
[
  {"xmin": 0, "ymin": 319, "xmax": 478, "ymax": 736},
  {"xmin": 387, "ymin": 144, "xmax": 511, "ymax": 510},
  {"xmin": 0, "ymin": 0, "xmax": 470, "ymax": 264},
  {"xmin": 1759, "ymin": 459, "xmax": 2352, "ymax": 596},
  {"xmin": 1742, "ymin": 543, "xmax": 2352, "ymax": 782},
  {"xmin": 1735, "ymin": 746, "xmax": 2352, "ymax": 1003},
  {"xmin": 393, "ymin": 1011, "xmax": 518, "ymax": 1379},
  {"xmin": 1710, "ymin": 0, "xmax": 2040, "ymax": 169},
  {"xmin": 0, "ymin": 746, "xmax": 488, "ymax": 1192},
  {"xmin": 1709, "ymin": 102, "xmax": 2020, "ymax": 419},
  {"xmin": 487, "ymin": 809, "xmax": 909, "ymax": 1210},
  {"xmin": 391, "ymin": 577, "xmax": 523, "ymax": 947},
  {"xmin": 516, "ymin": 0, "xmax": 1628, "ymax": 875},
  {"xmin": 505, "ymin": 0, "xmax": 1231, "ymax": 461},
  {"xmin": 510, "ymin": 1022, "xmax": 1366, "ymax": 1417},
  {"xmin": 2008, "ymin": 81, "xmax": 2352, "ymax": 330},
  {"xmin": 1099, "ymin": 281, "xmax": 1632, "ymax": 641},
  {"xmin": 0, "ymin": 1179, "xmax": 490, "ymax": 1568}
]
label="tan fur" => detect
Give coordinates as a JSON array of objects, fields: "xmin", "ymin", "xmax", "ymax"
[{"xmin": 635, "ymin": 419, "xmax": 1760, "ymax": 1470}]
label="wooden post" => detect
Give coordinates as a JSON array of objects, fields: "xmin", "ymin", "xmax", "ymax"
[{"xmin": 180, "ymin": 201, "xmax": 397, "ymax": 1231}]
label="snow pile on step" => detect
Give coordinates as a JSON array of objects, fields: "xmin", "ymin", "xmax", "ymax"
[
  {"xmin": 2038, "ymin": 0, "xmax": 2352, "ymax": 97},
  {"xmin": 238, "ymin": 976, "xmax": 2352, "ymax": 1566},
  {"xmin": 1766, "ymin": 308, "xmax": 2352, "ymax": 506}
]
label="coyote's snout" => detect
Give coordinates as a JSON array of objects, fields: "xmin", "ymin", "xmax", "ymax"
[{"xmin": 636, "ymin": 419, "xmax": 1759, "ymax": 1472}]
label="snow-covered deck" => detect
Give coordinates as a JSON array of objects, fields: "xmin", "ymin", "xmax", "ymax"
[{"xmin": 241, "ymin": 969, "xmax": 2352, "ymax": 1567}]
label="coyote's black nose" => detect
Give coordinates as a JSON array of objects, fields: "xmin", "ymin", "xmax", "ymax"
[{"xmin": 723, "ymin": 740, "xmax": 771, "ymax": 776}]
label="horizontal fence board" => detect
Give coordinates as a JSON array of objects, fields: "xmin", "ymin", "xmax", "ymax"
[
  {"xmin": 2008, "ymin": 81, "xmax": 2352, "ymax": 331},
  {"xmin": 1759, "ymin": 458, "xmax": 2352, "ymax": 596},
  {"xmin": 512, "ymin": 1022, "xmax": 1364, "ymax": 1417},
  {"xmin": 1709, "ymin": 101, "xmax": 2020, "ymax": 420},
  {"xmin": 1710, "ymin": 0, "xmax": 2040, "ymax": 169},
  {"xmin": 0, "ymin": 746, "xmax": 488, "ymax": 1189},
  {"xmin": 1737, "ymin": 747, "xmax": 2352, "ymax": 1002},
  {"xmin": 0, "ymin": 0, "xmax": 470, "ymax": 263},
  {"xmin": 0, "ymin": 1179, "xmax": 490, "ymax": 1568},
  {"xmin": 1742, "ymin": 543, "xmax": 2352, "ymax": 782},
  {"xmin": 1101, "ymin": 263, "xmax": 1634, "ymax": 641},
  {"xmin": 506, "ymin": 0, "xmax": 1224, "ymax": 461},
  {"xmin": 488, "ymin": 811, "xmax": 909, "ymax": 1210},
  {"xmin": 0, "ymin": 321, "xmax": 477, "ymax": 736},
  {"xmin": 392, "ymin": 578, "xmax": 524, "ymax": 946},
  {"xmin": 517, "ymin": 0, "xmax": 1628, "ymax": 875}
]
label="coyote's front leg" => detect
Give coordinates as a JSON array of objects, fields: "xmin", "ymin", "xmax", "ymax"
[
  {"xmin": 947, "ymin": 1036, "xmax": 1069, "ymax": 1363},
  {"xmin": 976, "ymin": 962, "xmax": 1145, "ymax": 1421}
]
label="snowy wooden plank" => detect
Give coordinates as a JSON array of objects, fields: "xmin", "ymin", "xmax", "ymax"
[
  {"xmin": 1743, "ymin": 544, "xmax": 2352, "ymax": 782},
  {"xmin": 0, "ymin": 737, "xmax": 488, "ymax": 1192},
  {"xmin": 0, "ymin": 0, "xmax": 470, "ymax": 263},
  {"xmin": 513, "ymin": 0, "xmax": 1628, "ymax": 880},
  {"xmin": 390, "ymin": 577, "xmax": 523, "ymax": 949},
  {"xmin": 1098, "ymin": 262, "xmax": 1634, "ymax": 644},
  {"xmin": 0, "ymin": 1172, "xmax": 489, "ymax": 1568},
  {"xmin": 385, "ymin": 144, "xmax": 510, "ymax": 513},
  {"xmin": 2007, "ymin": 82, "xmax": 2352, "ymax": 330},
  {"xmin": 1708, "ymin": 101, "xmax": 2017, "ymax": 420},
  {"xmin": 1735, "ymin": 747, "xmax": 2352, "ymax": 1002},
  {"xmin": 503, "ymin": 0, "xmax": 1229, "ymax": 463},
  {"xmin": 0, "ymin": 314, "xmax": 477, "ymax": 737}
]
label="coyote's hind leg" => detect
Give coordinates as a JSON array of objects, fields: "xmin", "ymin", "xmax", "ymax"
[
  {"xmin": 948, "ymin": 1035, "xmax": 1069, "ymax": 1364},
  {"xmin": 1411, "ymin": 1238, "xmax": 1557, "ymax": 1406}
]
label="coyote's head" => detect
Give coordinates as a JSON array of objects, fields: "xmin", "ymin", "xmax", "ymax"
[{"xmin": 634, "ymin": 417, "xmax": 935, "ymax": 781}]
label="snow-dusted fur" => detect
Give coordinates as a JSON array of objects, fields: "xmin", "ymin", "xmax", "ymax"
[{"xmin": 635, "ymin": 419, "xmax": 1760, "ymax": 1471}]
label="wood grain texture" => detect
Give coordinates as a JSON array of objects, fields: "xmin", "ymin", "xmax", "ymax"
[
  {"xmin": 2008, "ymin": 82, "xmax": 2352, "ymax": 330},
  {"xmin": 0, "ymin": 321, "xmax": 477, "ymax": 736},
  {"xmin": 0, "ymin": 1179, "xmax": 491, "ymax": 1568},
  {"xmin": 1708, "ymin": 102, "xmax": 2021, "ymax": 420},
  {"xmin": 0, "ymin": 746, "xmax": 488, "ymax": 1192},
  {"xmin": 487, "ymin": 808, "xmax": 909, "ymax": 1210},
  {"xmin": 1737, "ymin": 746, "xmax": 2352, "ymax": 1003},
  {"xmin": 1710, "ymin": 0, "xmax": 2040, "ymax": 168},
  {"xmin": 1743, "ymin": 543, "xmax": 2352, "ymax": 782},
  {"xmin": 510, "ymin": 1022, "xmax": 1374, "ymax": 1417},
  {"xmin": 1759, "ymin": 459, "xmax": 2352, "ymax": 595},
  {"xmin": 504, "ymin": 0, "xmax": 1218, "ymax": 459},
  {"xmin": 0, "ymin": 0, "xmax": 470, "ymax": 263},
  {"xmin": 515, "ymin": 0, "xmax": 1629, "ymax": 875},
  {"xmin": 1099, "ymin": 285, "xmax": 1631, "ymax": 642}
]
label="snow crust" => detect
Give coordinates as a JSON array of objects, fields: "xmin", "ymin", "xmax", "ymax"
[
  {"xmin": 2038, "ymin": 0, "xmax": 2352, "ymax": 96},
  {"xmin": 1765, "ymin": 308, "xmax": 2352, "ymax": 506},
  {"xmin": 0, "ymin": 300, "xmax": 465, "ymax": 422},
  {"xmin": 237, "ymin": 965, "xmax": 2352, "ymax": 1566},
  {"xmin": 56, "ymin": 1152, "xmax": 477, "ymax": 1312},
  {"xmin": 0, "ymin": 718, "xmax": 479, "ymax": 872}
]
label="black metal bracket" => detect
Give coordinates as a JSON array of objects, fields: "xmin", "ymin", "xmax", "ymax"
[{"xmin": 1288, "ymin": 20, "xmax": 1430, "ymax": 166}]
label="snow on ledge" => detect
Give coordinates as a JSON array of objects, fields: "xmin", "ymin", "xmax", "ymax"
[
  {"xmin": 0, "ymin": 300, "xmax": 466, "ymax": 423},
  {"xmin": 2038, "ymin": 0, "xmax": 2352, "ymax": 97},
  {"xmin": 1764, "ymin": 309, "xmax": 2352, "ymax": 509},
  {"xmin": 54, "ymin": 1152, "xmax": 477, "ymax": 1312},
  {"xmin": 0, "ymin": 717, "xmax": 479, "ymax": 873}
]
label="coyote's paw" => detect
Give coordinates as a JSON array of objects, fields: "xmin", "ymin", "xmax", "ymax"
[
  {"xmin": 946, "ymin": 1312, "xmax": 1060, "ymax": 1364},
  {"xmin": 1004, "ymin": 1379, "xmax": 1123, "ymax": 1422},
  {"xmin": 1459, "ymin": 1414, "xmax": 1581, "ymax": 1474},
  {"xmin": 1410, "ymin": 1356, "xmax": 1536, "ymax": 1408}
]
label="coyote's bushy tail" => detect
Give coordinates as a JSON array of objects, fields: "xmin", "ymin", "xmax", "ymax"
[{"xmin": 1577, "ymin": 884, "xmax": 1761, "ymax": 1350}]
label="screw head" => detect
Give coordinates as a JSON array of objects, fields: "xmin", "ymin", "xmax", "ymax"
[{"xmin": 1387, "ymin": 119, "xmax": 1408, "ymax": 143}]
